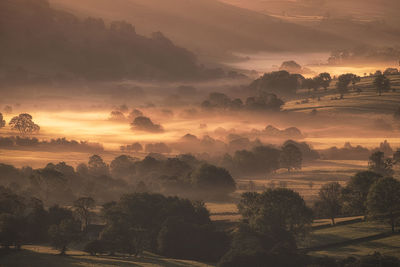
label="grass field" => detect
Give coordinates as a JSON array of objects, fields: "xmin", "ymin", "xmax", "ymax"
[
  {"xmin": 284, "ymin": 74, "xmax": 400, "ymax": 114},
  {"xmin": 0, "ymin": 245, "xmax": 214, "ymax": 267},
  {"xmin": 310, "ymin": 234, "xmax": 400, "ymax": 259},
  {"xmin": 301, "ymin": 221, "xmax": 392, "ymax": 249}
]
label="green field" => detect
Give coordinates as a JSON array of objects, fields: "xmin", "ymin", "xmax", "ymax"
[
  {"xmin": 284, "ymin": 74, "xmax": 400, "ymax": 114},
  {"xmin": 0, "ymin": 246, "xmax": 214, "ymax": 267},
  {"xmin": 302, "ymin": 220, "xmax": 400, "ymax": 259},
  {"xmin": 310, "ymin": 234, "xmax": 400, "ymax": 259}
]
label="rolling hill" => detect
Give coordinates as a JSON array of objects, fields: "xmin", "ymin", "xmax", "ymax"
[{"xmin": 49, "ymin": 0, "xmax": 357, "ymax": 61}]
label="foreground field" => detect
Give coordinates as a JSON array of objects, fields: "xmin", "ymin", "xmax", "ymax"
[{"xmin": 0, "ymin": 246, "xmax": 213, "ymax": 267}]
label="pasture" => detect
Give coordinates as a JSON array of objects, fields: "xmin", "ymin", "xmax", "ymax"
[{"xmin": 0, "ymin": 245, "xmax": 214, "ymax": 267}]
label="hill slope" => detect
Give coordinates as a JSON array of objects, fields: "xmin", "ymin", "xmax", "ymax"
[
  {"xmin": 0, "ymin": 0, "xmax": 211, "ymax": 82},
  {"xmin": 49, "ymin": 0, "xmax": 357, "ymax": 60}
]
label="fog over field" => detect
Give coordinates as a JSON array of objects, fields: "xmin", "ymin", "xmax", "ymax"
[{"xmin": 1, "ymin": 0, "xmax": 400, "ymax": 266}]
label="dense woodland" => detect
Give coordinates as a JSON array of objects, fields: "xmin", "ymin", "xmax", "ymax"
[{"xmin": 0, "ymin": 0, "xmax": 231, "ymax": 83}]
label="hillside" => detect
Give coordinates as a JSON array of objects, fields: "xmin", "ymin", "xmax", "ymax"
[
  {"xmin": 220, "ymin": 0, "xmax": 400, "ymax": 48},
  {"xmin": 0, "ymin": 0, "xmax": 213, "ymax": 82},
  {"xmin": 49, "ymin": 0, "xmax": 356, "ymax": 61},
  {"xmin": 0, "ymin": 245, "xmax": 214, "ymax": 267}
]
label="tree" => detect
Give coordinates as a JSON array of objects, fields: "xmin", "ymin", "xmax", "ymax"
[
  {"xmin": 88, "ymin": 155, "xmax": 109, "ymax": 176},
  {"xmin": 279, "ymin": 143, "xmax": 302, "ymax": 172},
  {"xmin": 190, "ymin": 163, "xmax": 236, "ymax": 199},
  {"xmin": 73, "ymin": 197, "xmax": 95, "ymax": 231},
  {"xmin": 30, "ymin": 168, "xmax": 66, "ymax": 202},
  {"xmin": 367, "ymin": 177, "xmax": 400, "ymax": 232},
  {"xmin": 110, "ymin": 155, "xmax": 136, "ymax": 180},
  {"xmin": 9, "ymin": 113, "xmax": 40, "ymax": 135},
  {"xmin": 318, "ymin": 72, "xmax": 332, "ymax": 91},
  {"xmin": 314, "ymin": 182, "xmax": 343, "ymax": 225},
  {"xmin": 0, "ymin": 113, "xmax": 5, "ymax": 128},
  {"xmin": 373, "ymin": 73, "xmax": 391, "ymax": 96},
  {"xmin": 131, "ymin": 116, "xmax": 163, "ymax": 133},
  {"xmin": 130, "ymin": 142, "xmax": 143, "ymax": 152},
  {"xmin": 336, "ymin": 73, "xmax": 358, "ymax": 99},
  {"xmin": 249, "ymin": 71, "xmax": 301, "ymax": 96},
  {"xmin": 238, "ymin": 189, "xmax": 313, "ymax": 238},
  {"xmin": 368, "ymin": 151, "xmax": 394, "ymax": 176},
  {"xmin": 342, "ymin": 171, "xmax": 382, "ymax": 215},
  {"xmin": 48, "ymin": 219, "xmax": 81, "ymax": 255},
  {"xmin": 0, "ymin": 213, "xmax": 22, "ymax": 249}
]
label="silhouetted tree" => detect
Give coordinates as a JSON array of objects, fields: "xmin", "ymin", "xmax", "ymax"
[
  {"xmin": 48, "ymin": 219, "xmax": 81, "ymax": 255},
  {"xmin": 367, "ymin": 177, "xmax": 400, "ymax": 232},
  {"xmin": 336, "ymin": 74, "xmax": 358, "ymax": 99},
  {"xmin": 314, "ymin": 182, "xmax": 343, "ymax": 225},
  {"xmin": 318, "ymin": 72, "xmax": 332, "ymax": 90},
  {"xmin": 368, "ymin": 151, "xmax": 394, "ymax": 176},
  {"xmin": 280, "ymin": 143, "xmax": 302, "ymax": 172},
  {"xmin": 373, "ymin": 73, "xmax": 391, "ymax": 96},
  {"xmin": 0, "ymin": 113, "xmax": 5, "ymax": 128},
  {"xmin": 342, "ymin": 171, "xmax": 382, "ymax": 215},
  {"xmin": 73, "ymin": 197, "xmax": 95, "ymax": 231},
  {"xmin": 131, "ymin": 116, "xmax": 163, "ymax": 133},
  {"xmin": 190, "ymin": 163, "xmax": 236, "ymax": 199},
  {"xmin": 238, "ymin": 189, "xmax": 313, "ymax": 238},
  {"xmin": 110, "ymin": 155, "xmax": 136, "ymax": 180},
  {"xmin": 88, "ymin": 155, "xmax": 109, "ymax": 176},
  {"xmin": 9, "ymin": 113, "xmax": 40, "ymax": 135}
]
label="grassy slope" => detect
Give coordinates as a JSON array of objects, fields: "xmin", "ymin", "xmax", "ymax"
[
  {"xmin": 301, "ymin": 220, "xmax": 400, "ymax": 258},
  {"xmin": 310, "ymin": 234, "xmax": 400, "ymax": 258},
  {"xmin": 284, "ymin": 74, "xmax": 400, "ymax": 114},
  {"xmin": 0, "ymin": 245, "xmax": 214, "ymax": 267}
]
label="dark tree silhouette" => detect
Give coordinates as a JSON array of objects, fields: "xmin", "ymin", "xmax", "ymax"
[
  {"xmin": 48, "ymin": 219, "xmax": 81, "ymax": 255},
  {"xmin": 131, "ymin": 116, "xmax": 164, "ymax": 133},
  {"xmin": 373, "ymin": 73, "xmax": 391, "ymax": 96},
  {"xmin": 279, "ymin": 143, "xmax": 302, "ymax": 172},
  {"xmin": 367, "ymin": 177, "xmax": 400, "ymax": 232},
  {"xmin": 342, "ymin": 171, "xmax": 382, "ymax": 215},
  {"xmin": 0, "ymin": 113, "xmax": 5, "ymax": 128},
  {"xmin": 190, "ymin": 163, "xmax": 236, "ymax": 198},
  {"xmin": 368, "ymin": 151, "xmax": 394, "ymax": 176},
  {"xmin": 238, "ymin": 188, "xmax": 313, "ymax": 238},
  {"xmin": 314, "ymin": 182, "xmax": 343, "ymax": 225},
  {"xmin": 9, "ymin": 113, "xmax": 40, "ymax": 135},
  {"xmin": 336, "ymin": 73, "xmax": 359, "ymax": 99},
  {"xmin": 318, "ymin": 72, "xmax": 332, "ymax": 90},
  {"xmin": 88, "ymin": 155, "xmax": 109, "ymax": 176},
  {"xmin": 73, "ymin": 197, "xmax": 95, "ymax": 231}
]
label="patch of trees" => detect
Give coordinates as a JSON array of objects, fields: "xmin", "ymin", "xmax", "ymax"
[
  {"xmin": 0, "ymin": 0, "xmax": 225, "ymax": 82},
  {"xmin": 0, "ymin": 136, "xmax": 104, "ymax": 153},
  {"xmin": 89, "ymin": 193, "xmax": 229, "ymax": 261},
  {"xmin": 218, "ymin": 188, "xmax": 313, "ymax": 266},
  {"xmin": 249, "ymin": 70, "xmax": 302, "ymax": 96},
  {"xmin": 0, "ymin": 153, "xmax": 237, "ymax": 203},
  {"xmin": 336, "ymin": 73, "xmax": 361, "ymax": 98},
  {"xmin": 131, "ymin": 116, "xmax": 164, "ymax": 133},
  {"xmin": 0, "ymin": 187, "xmax": 83, "ymax": 253},
  {"xmin": 301, "ymin": 72, "xmax": 332, "ymax": 92},
  {"xmin": 201, "ymin": 92, "xmax": 284, "ymax": 112},
  {"xmin": 221, "ymin": 142, "xmax": 307, "ymax": 176},
  {"xmin": 320, "ymin": 141, "xmax": 394, "ymax": 161},
  {"xmin": 328, "ymin": 47, "xmax": 400, "ymax": 65},
  {"xmin": 314, "ymin": 152, "xmax": 400, "ymax": 232}
]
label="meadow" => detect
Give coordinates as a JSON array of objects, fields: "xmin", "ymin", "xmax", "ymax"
[{"xmin": 0, "ymin": 245, "xmax": 214, "ymax": 267}]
